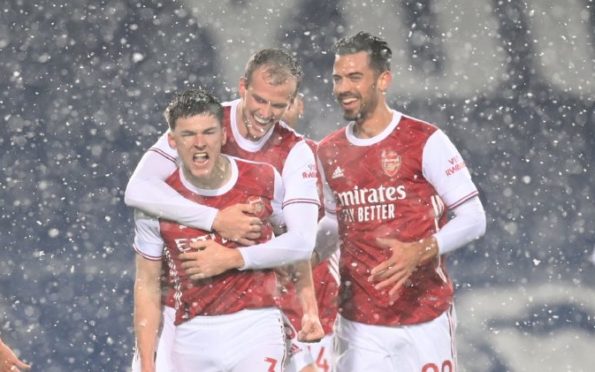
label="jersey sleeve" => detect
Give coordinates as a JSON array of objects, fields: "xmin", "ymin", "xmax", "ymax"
[
  {"xmin": 237, "ymin": 144, "xmax": 319, "ymax": 270},
  {"xmin": 422, "ymin": 130, "xmax": 479, "ymax": 209},
  {"xmin": 281, "ymin": 140, "xmax": 320, "ymax": 208},
  {"xmin": 422, "ymin": 130, "xmax": 486, "ymax": 254},
  {"xmin": 133, "ymin": 209, "xmax": 164, "ymax": 261},
  {"xmin": 268, "ymin": 167, "xmax": 286, "ymax": 229},
  {"xmin": 433, "ymin": 196, "xmax": 486, "ymax": 254},
  {"xmin": 124, "ymin": 132, "xmax": 219, "ymax": 230},
  {"xmin": 317, "ymin": 156, "xmax": 337, "ymax": 216},
  {"xmin": 237, "ymin": 202, "xmax": 318, "ymax": 269}
]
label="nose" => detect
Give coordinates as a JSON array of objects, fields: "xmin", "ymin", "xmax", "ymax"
[
  {"xmin": 260, "ymin": 102, "xmax": 273, "ymax": 119},
  {"xmin": 334, "ymin": 79, "xmax": 348, "ymax": 96},
  {"xmin": 193, "ymin": 134, "xmax": 206, "ymax": 148}
]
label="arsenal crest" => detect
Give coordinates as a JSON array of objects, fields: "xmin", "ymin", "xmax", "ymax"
[
  {"xmin": 381, "ymin": 149, "xmax": 401, "ymax": 177},
  {"xmin": 247, "ymin": 196, "xmax": 266, "ymax": 218}
]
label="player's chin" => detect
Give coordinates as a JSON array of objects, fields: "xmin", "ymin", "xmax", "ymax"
[{"xmin": 250, "ymin": 125, "xmax": 270, "ymax": 139}]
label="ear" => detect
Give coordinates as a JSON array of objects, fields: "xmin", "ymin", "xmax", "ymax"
[
  {"xmin": 378, "ymin": 70, "xmax": 392, "ymax": 93},
  {"xmin": 167, "ymin": 131, "xmax": 177, "ymax": 150},
  {"xmin": 296, "ymin": 95, "xmax": 304, "ymax": 115},
  {"xmin": 238, "ymin": 77, "xmax": 247, "ymax": 98},
  {"xmin": 221, "ymin": 126, "xmax": 227, "ymax": 146}
]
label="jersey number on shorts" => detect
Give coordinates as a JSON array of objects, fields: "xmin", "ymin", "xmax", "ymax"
[
  {"xmin": 315, "ymin": 346, "xmax": 330, "ymax": 372},
  {"xmin": 264, "ymin": 357, "xmax": 277, "ymax": 372},
  {"xmin": 422, "ymin": 360, "xmax": 453, "ymax": 372}
]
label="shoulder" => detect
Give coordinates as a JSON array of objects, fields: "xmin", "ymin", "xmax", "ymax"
[
  {"xmin": 397, "ymin": 114, "xmax": 439, "ymax": 136},
  {"xmin": 317, "ymin": 127, "xmax": 347, "ymax": 156},
  {"xmin": 304, "ymin": 138, "xmax": 318, "ymax": 152},
  {"xmin": 271, "ymin": 121, "xmax": 305, "ymax": 146},
  {"xmin": 234, "ymin": 156, "xmax": 276, "ymax": 176}
]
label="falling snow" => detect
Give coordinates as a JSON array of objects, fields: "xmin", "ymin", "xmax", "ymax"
[{"xmin": 0, "ymin": 1, "xmax": 593, "ymax": 371}]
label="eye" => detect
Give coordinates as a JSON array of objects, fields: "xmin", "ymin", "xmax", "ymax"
[{"xmin": 254, "ymin": 95, "xmax": 267, "ymax": 104}]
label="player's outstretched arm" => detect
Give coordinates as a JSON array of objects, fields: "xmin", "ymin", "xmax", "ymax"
[
  {"xmin": 0, "ymin": 338, "xmax": 30, "ymax": 371},
  {"xmin": 133, "ymin": 255, "xmax": 162, "ymax": 372},
  {"xmin": 124, "ymin": 142, "xmax": 218, "ymax": 230},
  {"xmin": 292, "ymin": 260, "xmax": 325, "ymax": 343}
]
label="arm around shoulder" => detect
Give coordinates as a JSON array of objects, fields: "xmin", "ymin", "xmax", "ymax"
[{"xmin": 124, "ymin": 145, "xmax": 218, "ymax": 231}]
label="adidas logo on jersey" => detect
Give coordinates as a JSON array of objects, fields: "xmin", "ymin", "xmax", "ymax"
[{"xmin": 332, "ymin": 166, "xmax": 344, "ymax": 179}]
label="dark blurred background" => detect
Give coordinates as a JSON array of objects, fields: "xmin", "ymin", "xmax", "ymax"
[{"xmin": 0, "ymin": 0, "xmax": 593, "ymax": 371}]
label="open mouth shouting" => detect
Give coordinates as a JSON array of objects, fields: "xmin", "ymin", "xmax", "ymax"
[{"xmin": 192, "ymin": 151, "xmax": 209, "ymax": 166}]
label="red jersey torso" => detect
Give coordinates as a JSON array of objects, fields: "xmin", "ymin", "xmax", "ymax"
[
  {"xmin": 160, "ymin": 159, "xmax": 278, "ymax": 325},
  {"xmin": 317, "ymin": 115, "xmax": 453, "ymax": 326}
]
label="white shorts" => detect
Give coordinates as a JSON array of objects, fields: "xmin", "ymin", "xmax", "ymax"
[
  {"xmin": 131, "ymin": 306, "xmax": 175, "ymax": 372},
  {"xmin": 335, "ymin": 308, "xmax": 457, "ymax": 372},
  {"xmin": 173, "ymin": 307, "xmax": 286, "ymax": 372},
  {"xmin": 286, "ymin": 334, "xmax": 335, "ymax": 372},
  {"xmin": 283, "ymin": 312, "xmax": 335, "ymax": 372},
  {"xmin": 282, "ymin": 314, "xmax": 314, "ymax": 371}
]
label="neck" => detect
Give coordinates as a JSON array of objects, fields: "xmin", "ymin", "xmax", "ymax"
[
  {"xmin": 236, "ymin": 101, "xmax": 255, "ymax": 140},
  {"xmin": 353, "ymin": 102, "xmax": 393, "ymax": 139}
]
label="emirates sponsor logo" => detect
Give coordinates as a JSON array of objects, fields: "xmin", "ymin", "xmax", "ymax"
[
  {"xmin": 335, "ymin": 185, "xmax": 406, "ymax": 207},
  {"xmin": 381, "ymin": 149, "xmax": 401, "ymax": 177},
  {"xmin": 334, "ymin": 185, "xmax": 406, "ymax": 223}
]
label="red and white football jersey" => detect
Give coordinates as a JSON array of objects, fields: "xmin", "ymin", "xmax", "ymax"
[
  {"xmin": 134, "ymin": 156, "xmax": 283, "ymax": 325},
  {"xmin": 275, "ymin": 138, "xmax": 339, "ymax": 335},
  {"xmin": 317, "ymin": 110, "xmax": 479, "ymax": 326}
]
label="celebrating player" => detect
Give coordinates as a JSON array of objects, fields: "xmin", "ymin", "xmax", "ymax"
[
  {"xmin": 314, "ymin": 31, "xmax": 487, "ymax": 371},
  {"xmin": 277, "ymin": 93, "xmax": 340, "ymax": 372},
  {"xmin": 127, "ymin": 49, "xmax": 324, "ymax": 370},
  {"xmin": 134, "ymin": 88, "xmax": 289, "ymax": 371}
]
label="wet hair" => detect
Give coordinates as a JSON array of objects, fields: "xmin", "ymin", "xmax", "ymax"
[
  {"xmin": 243, "ymin": 48, "xmax": 303, "ymax": 95},
  {"xmin": 163, "ymin": 88, "xmax": 223, "ymax": 130},
  {"xmin": 335, "ymin": 31, "xmax": 392, "ymax": 74}
]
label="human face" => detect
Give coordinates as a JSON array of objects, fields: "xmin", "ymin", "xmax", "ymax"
[
  {"xmin": 332, "ymin": 51, "xmax": 387, "ymax": 122},
  {"xmin": 238, "ymin": 67, "xmax": 297, "ymax": 140},
  {"xmin": 168, "ymin": 113, "xmax": 227, "ymax": 187}
]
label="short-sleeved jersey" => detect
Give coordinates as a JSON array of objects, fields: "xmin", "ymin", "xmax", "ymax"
[
  {"xmin": 134, "ymin": 156, "xmax": 283, "ymax": 325},
  {"xmin": 317, "ymin": 111, "xmax": 479, "ymax": 326}
]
